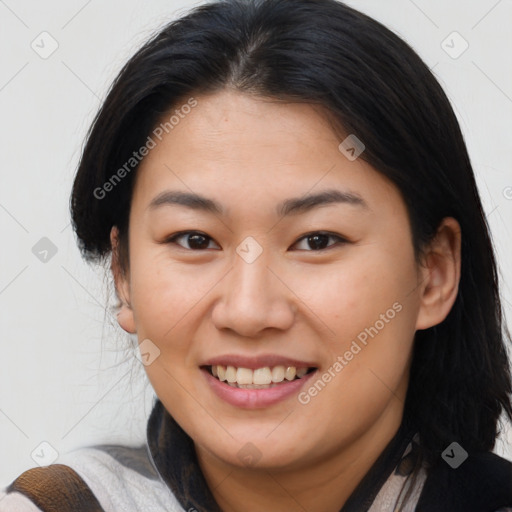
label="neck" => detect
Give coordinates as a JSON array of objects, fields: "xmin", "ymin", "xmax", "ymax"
[{"xmin": 195, "ymin": 399, "xmax": 406, "ymax": 512}]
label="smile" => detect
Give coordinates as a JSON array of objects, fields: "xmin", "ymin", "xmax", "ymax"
[
  {"xmin": 207, "ymin": 365, "xmax": 315, "ymax": 389},
  {"xmin": 200, "ymin": 359, "xmax": 319, "ymax": 408}
]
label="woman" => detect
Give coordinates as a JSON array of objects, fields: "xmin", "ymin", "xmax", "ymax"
[{"xmin": 2, "ymin": 0, "xmax": 511, "ymax": 510}]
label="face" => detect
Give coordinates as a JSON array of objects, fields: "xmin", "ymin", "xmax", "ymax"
[{"xmin": 113, "ymin": 90, "xmax": 438, "ymax": 472}]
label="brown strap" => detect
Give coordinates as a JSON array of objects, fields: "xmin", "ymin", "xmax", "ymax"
[{"xmin": 6, "ymin": 464, "xmax": 106, "ymax": 512}]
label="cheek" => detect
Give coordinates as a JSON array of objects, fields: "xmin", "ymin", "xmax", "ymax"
[
  {"xmin": 291, "ymin": 248, "xmax": 417, "ymax": 344},
  {"xmin": 128, "ymin": 260, "xmax": 204, "ymax": 408},
  {"xmin": 129, "ymin": 253, "xmax": 207, "ymax": 333},
  {"xmin": 127, "ymin": 253, "xmax": 231, "ymax": 380},
  {"xmin": 128, "ymin": 266, "xmax": 191, "ymax": 372},
  {"xmin": 319, "ymin": 269, "xmax": 417, "ymax": 413}
]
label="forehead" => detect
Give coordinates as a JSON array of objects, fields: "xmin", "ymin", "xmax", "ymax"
[
  {"xmin": 149, "ymin": 90, "xmax": 343, "ymax": 163},
  {"xmin": 131, "ymin": 90, "xmax": 404, "ymax": 219}
]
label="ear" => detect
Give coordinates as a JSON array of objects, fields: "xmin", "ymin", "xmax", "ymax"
[
  {"xmin": 415, "ymin": 217, "xmax": 462, "ymax": 331},
  {"xmin": 110, "ymin": 226, "xmax": 136, "ymax": 334}
]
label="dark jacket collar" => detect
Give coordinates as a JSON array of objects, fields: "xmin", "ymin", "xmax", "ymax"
[{"xmin": 147, "ymin": 398, "xmax": 418, "ymax": 512}]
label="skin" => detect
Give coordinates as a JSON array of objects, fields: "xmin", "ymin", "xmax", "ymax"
[{"xmin": 111, "ymin": 89, "xmax": 461, "ymax": 512}]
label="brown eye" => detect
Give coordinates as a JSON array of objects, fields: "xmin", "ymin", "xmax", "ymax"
[
  {"xmin": 292, "ymin": 232, "xmax": 348, "ymax": 251},
  {"xmin": 166, "ymin": 231, "xmax": 219, "ymax": 250}
]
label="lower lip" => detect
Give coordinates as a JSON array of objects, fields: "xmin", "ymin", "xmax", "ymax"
[{"xmin": 201, "ymin": 368, "xmax": 317, "ymax": 409}]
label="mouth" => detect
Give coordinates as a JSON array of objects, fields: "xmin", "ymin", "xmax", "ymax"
[
  {"xmin": 200, "ymin": 355, "xmax": 320, "ymax": 408},
  {"xmin": 201, "ymin": 364, "xmax": 317, "ymax": 389}
]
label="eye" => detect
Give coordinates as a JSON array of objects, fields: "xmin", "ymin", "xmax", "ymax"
[
  {"xmin": 164, "ymin": 230, "xmax": 348, "ymax": 252},
  {"xmin": 292, "ymin": 231, "xmax": 348, "ymax": 251},
  {"xmin": 165, "ymin": 231, "xmax": 220, "ymax": 250}
]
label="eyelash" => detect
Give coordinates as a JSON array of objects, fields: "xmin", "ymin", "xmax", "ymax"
[{"xmin": 164, "ymin": 230, "xmax": 349, "ymax": 252}]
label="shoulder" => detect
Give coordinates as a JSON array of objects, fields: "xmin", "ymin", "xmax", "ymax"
[
  {"xmin": 0, "ymin": 489, "xmax": 43, "ymax": 511},
  {"xmin": 417, "ymin": 450, "xmax": 512, "ymax": 512},
  {"xmin": 2, "ymin": 443, "xmax": 185, "ymax": 512},
  {"xmin": 58, "ymin": 443, "xmax": 175, "ymax": 510}
]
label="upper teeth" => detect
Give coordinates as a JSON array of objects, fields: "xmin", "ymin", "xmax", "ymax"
[{"xmin": 212, "ymin": 365, "xmax": 308, "ymax": 385}]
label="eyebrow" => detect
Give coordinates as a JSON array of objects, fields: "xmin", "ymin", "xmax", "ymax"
[{"xmin": 147, "ymin": 189, "xmax": 369, "ymax": 217}]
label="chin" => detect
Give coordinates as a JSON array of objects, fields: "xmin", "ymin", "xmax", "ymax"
[{"xmin": 206, "ymin": 431, "xmax": 311, "ymax": 471}]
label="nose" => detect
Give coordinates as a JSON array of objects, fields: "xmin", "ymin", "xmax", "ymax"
[{"xmin": 211, "ymin": 249, "xmax": 296, "ymax": 338}]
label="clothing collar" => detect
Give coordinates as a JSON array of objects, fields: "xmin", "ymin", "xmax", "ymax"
[{"xmin": 147, "ymin": 397, "xmax": 418, "ymax": 512}]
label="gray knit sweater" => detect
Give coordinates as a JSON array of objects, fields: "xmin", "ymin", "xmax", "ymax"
[{"xmin": 1, "ymin": 398, "xmax": 511, "ymax": 512}]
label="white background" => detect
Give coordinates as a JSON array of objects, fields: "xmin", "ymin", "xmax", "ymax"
[{"xmin": 1, "ymin": 0, "xmax": 511, "ymax": 486}]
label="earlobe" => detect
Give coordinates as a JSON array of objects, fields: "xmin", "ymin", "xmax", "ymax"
[
  {"xmin": 415, "ymin": 217, "xmax": 462, "ymax": 331},
  {"xmin": 110, "ymin": 226, "xmax": 137, "ymax": 334},
  {"xmin": 116, "ymin": 305, "xmax": 137, "ymax": 334}
]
